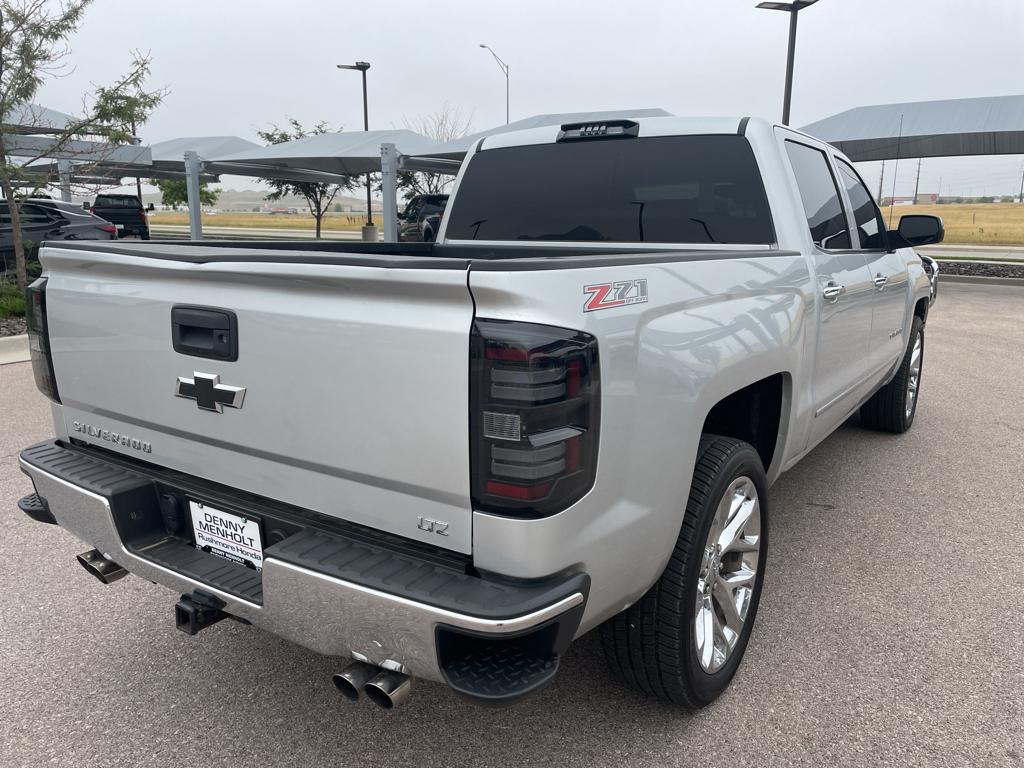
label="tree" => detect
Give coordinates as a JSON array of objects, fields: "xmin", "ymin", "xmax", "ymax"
[
  {"xmin": 397, "ymin": 104, "xmax": 472, "ymax": 200},
  {"xmin": 0, "ymin": 0, "xmax": 163, "ymax": 289},
  {"xmin": 150, "ymin": 178, "xmax": 218, "ymax": 210},
  {"xmin": 256, "ymin": 119, "xmax": 356, "ymax": 238}
]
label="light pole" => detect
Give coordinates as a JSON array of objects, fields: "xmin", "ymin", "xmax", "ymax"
[
  {"xmin": 337, "ymin": 61, "xmax": 374, "ymax": 231},
  {"xmin": 756, "ymin": 0, "xmax": 820, "ymax": 126},
  {"xmin": 479, "ymin": 44, "xmax": 509, "ymax": 124}
]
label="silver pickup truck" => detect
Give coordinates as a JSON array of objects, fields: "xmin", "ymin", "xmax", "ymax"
[{"xmin": 19, "ymin": 116, "xmax": 939, "ymax": 710}]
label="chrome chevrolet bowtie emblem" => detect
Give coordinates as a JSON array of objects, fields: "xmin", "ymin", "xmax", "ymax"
[{"xmin": 175, "ymin": 372, "xmax": 246, "ymax": 412}]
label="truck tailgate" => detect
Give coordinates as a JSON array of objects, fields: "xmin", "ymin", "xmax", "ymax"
[{"xmin": 41, "ymin": 246, "xmax": 475, "ymax": 553}]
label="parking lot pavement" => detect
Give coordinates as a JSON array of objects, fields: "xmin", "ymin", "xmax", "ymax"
[{"xmin": 1, "ymin": 282, "xmax": 1021, "ymax": 768}]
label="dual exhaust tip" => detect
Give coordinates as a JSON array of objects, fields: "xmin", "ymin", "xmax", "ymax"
[
  {"xmin": 75, "ymin": 552, "xmax": 410, "ymax": 707},
  {"xmin": 333, "ymin": 662, "xmax": 411, "ymax": 709}
]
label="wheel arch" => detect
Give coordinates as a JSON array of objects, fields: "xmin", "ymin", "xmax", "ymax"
[
  {"xmin": 699, "ymin": 371, "xmax": 792, "ymax": 478},
  {"xmin": 913, "ymin": 295, "xmax": 929, "ymax": 325}
]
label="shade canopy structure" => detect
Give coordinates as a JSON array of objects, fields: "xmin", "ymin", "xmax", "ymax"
[
  {"xmin": 82, "ymin": 135, "xmax": 261, "ymax": 180},
  {"xmin": 800, "ymin": 95, "xmax": 1024, "ymax": 161},
  {"xmin": 28, "ymin": 136, "xmax": 251, "ymax": 181},
  {"xmin": 208, "ymin": 129, "xmax": 446, "ymax": 177},
  {"xmin": 2, "ymin": 103, "xmax": 81, "ymax": 135},
  {"xmin": 424, "ymin": 108, "xmax": 673, "ymax": 159},
  {"xmin": 150, "ymin": 136, "xmax": 261, "ymax": 173}
]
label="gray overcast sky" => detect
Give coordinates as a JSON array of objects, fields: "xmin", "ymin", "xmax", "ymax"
[{"xmin": 35, "ymin": 0, "xmax": 1024, "ymax": 197}]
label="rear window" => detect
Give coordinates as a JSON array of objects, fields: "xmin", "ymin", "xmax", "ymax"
[
  {"xmin": 94, "ymin": 196, "xmax": 142, "ymax": 208},
  {"xmin": 445, "ymin": 135, "xmax": 774, "ymax": 244}
]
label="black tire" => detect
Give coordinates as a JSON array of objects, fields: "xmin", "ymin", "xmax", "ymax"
[
  {"xmin": 860, "ymin": 315, "xmax": 924, "ymax": 434},
  {"xmin": 600, "ymin": 435, "xmax": 768, "ymax": 707}
]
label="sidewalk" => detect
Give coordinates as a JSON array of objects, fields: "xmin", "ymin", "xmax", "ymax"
[{"xmin": 0, "ymin": 334, "xmax": 29, "ymax": 365}]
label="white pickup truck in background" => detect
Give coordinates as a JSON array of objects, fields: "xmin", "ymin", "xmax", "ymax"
[{"xmin": 19, "ymin": 116, "xmax": 939, "ymax": 709}]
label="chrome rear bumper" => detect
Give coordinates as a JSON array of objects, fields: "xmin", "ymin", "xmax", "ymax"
[{"xmin": 20, "ymin": 442, "xmax": 586, "ymax": 690}]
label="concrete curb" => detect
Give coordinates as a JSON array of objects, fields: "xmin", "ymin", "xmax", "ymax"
[
  {"xmin": 0, "ymin": 334, "xmax": 29, "ymax": 365},
  {"xmin": 940, "ymin": 274, "xmax": 1024, "ymax": 287}
]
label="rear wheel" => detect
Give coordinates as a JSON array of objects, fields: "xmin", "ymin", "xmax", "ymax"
[
  {"xmin": 600, "ymin": 435, "xmax": 768, "ymax": 707},
  {"xmin": 860, "ymin": 316, "xmax": 924, "ymax": 433}
]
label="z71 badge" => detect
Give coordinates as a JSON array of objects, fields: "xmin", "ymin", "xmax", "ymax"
[{"xmin": 583, "ymin": 279, "xmax": 649, "ymax": 312}]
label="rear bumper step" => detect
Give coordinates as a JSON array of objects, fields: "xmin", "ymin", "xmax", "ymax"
[
  {"xmin": 19, "ymin": 440, "xmax": 587, "ymax": 701},
  {"xmin": 18, "ymin": 492, "xmax": 55, "ymax": 525}
]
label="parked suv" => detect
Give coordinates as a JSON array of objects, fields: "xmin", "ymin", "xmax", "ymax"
[
  {"xmin": 398, "ymin": 194, "xmax": 447, "ymax": 242},
  {"xmin": 88, "ymin": 193, "xmax": 152, "ymax": 239},
  {"xmin": 1, "ymin": 198, "xmax": 116, "ymax": 271}
]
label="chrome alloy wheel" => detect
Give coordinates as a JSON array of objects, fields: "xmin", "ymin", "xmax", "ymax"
[
  {"xmin": 906, "ymin": 333, "xmax": 923, "ymax": 419},
  {"xmin": 694, "ymin": 476, "xmax": 762, "ymax": 673}
]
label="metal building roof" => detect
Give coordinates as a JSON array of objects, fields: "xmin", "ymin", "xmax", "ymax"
[
  {"xmin": 800, "ymin": 95, "xmax": 1024, "ymax": 161},
  {"xmin": 425, "ymin": 108, "xmax": 673, "ymax": 159}
]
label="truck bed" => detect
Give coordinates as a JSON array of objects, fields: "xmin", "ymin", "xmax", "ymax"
[{"xmin": 52, "ymin": 238, "xmax": 783, "ymax": 269}]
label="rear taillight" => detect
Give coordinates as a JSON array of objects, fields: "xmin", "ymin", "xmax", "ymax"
[
  {"xmin": 470, "ymin": 319, "xmax": 599, "ymax": 518},
  {"xmin": 25, "ymin": 278, "xmax": 60, "ymax": 403},
  {"xmin": 97, "ymin": 224, "xmax": 117, "ymax": 234}
]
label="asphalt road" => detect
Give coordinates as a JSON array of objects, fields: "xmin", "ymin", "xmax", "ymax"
[{"xmin": 1, "ymin": 283, "xmax": 1021, "ymax": 768}]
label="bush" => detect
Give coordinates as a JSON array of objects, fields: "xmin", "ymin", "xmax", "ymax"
[{"xmin": 0, "ymin": 278, "xmax": 26, "ymax": 317}]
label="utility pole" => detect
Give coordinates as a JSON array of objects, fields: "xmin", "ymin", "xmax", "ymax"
[
  {"xmin": 1018, "ymin": 164, "xmax": 1024, "ymax": 203},
  {"xmin": 877, "ymin": 160, "xmax": 886, "ymax": 204},
  {"xmin": 912, "ymin": 158, "xmax": 922, "ymax": 205}
]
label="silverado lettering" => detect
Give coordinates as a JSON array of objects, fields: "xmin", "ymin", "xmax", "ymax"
[{"xmin": 72, "ymin": 421, "xmax": 152, "ymax": 453}]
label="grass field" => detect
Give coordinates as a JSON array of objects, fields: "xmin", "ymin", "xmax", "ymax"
[
  {"xmin": 881, "ymin": 203, "xmax": 1024, "ymax": 245},
  {"xmin": 149, "ymin": 211, "xmax": 368, "ymax": 232},
  {"xmin": 152, "ymin": 203, "xmax": 1024, "ymax": 245}
]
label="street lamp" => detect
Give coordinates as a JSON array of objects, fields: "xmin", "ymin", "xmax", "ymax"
[
  {"xmin": 479, "ymin": 44, "xmax": 509, "ymax": 125},
  {"xmin": 337, "ymin": 61, "xmax": 374, "ymax": 228},
  {"xmin": 756, "ymin": 0, "xmax": 820, "ymax": 126}
]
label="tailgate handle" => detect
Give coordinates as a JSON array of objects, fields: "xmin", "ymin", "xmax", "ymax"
[{"xmin": 171, "ymin": 305, "xmax": 238, "ymax": 361}]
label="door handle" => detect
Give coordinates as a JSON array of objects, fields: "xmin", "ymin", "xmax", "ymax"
[
  {"xmin": 171, "ymin": 305, "xmax": 238, "ymax": 361},
  {"xmin": 822, "ymin": 282, "xmax": 846, "ymax": 302},
  {"xmin": 873, "ymin": 273, "xmax": 888, "ymax": 290}
]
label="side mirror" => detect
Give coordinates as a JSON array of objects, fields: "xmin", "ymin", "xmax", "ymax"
[
  {"xmin": 147, "ymin": 202, "xmax": 155, "ymax": 212},
  {"xmin": 82, "ymin": 201, "xmax": 91, "ymax": 211},
  {"xmin": 893, "ymin": 214, "xmax": 944, "ymax": 247}
]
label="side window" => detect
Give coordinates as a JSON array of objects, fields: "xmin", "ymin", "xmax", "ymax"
[
  {"xmin": 404, "ymin": 198, "xmax": 421, "ymax": 219},
  {"xmin": 836, "ymin": 159, "xmax": 887, "ymax": 250},
  {"xmin": 20, "ymin": 205, "xmax": 55, "ymax": 225},
  {"xmin": 785, "ymin": 140, "xmax": 850, "ymax": 249}
]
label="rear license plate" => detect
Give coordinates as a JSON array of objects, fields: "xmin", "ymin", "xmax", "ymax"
[
  {"xmin": 189, "ymin": 500, "xmax": 263, "ymax": 571},
  {"xmin": 115, "ymin": 224, "xmax": 125, "ymax": 231}
]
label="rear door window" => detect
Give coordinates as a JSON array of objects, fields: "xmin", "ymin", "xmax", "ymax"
[
  {"xmin": 836, "ymin": 158, "xmax": 887, "ymax": 250},
  {"xmin": 21, "ymin": 205, "xmax": 55, "ymax": 224},
  {"xmin": 784, "ymin": 140, "xmax": 851, "ymax": 249},
  {"xmin": 445, "ymin": 135, "xmax": 775, "ymax": 244}
]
